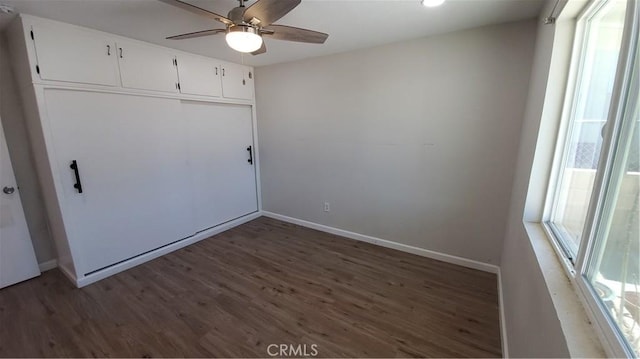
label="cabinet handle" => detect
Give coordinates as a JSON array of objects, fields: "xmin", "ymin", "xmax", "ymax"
[
  {"xmin": 215, "ymin": 67, "xmax": 218, "ymax": 75},
  {"xmin": 248, "ymin": 71, "xmax": 252, "ymax": 79},
  {"xmin": 107, "ymin": 45, "xmax": 111, "ymax": 56},
  {"xmin": 119, "ymin": 47, "xmax": 123, "ymax": 58},
  {"xmin": 70, "ymin": 160, "xmax": 83, "ymax": 194},
  {"xmin": 247, "ymin": 146, "xmax": 253, "ymax": 165},
  {"xmin": 222, "ymin": 68, "xmax": 225, "ymax": 77},
  {"xmin": 242, "ymin": 79, "xmax": 246, "ymax": 85}
]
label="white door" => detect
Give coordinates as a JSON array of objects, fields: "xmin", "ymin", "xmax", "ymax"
[
  {"xmin": 176, "ymin": 54, "xmax": 222, "ymax": 97},
  {"xmin": 183, "ymin": 101, "xmax": 258, "ymax": 232},
  {"xmin": 31, "ymin": 23, "xmax": 119, "ymax": 86},
  {"xmin": 221, "ymin": 63, "xmax": 253, "ymax": 100},
  {"xmin": 44, "ymin": 89, "xmax": 194, "ymax": 275},
  {"xmin": 117, "ymin": 40, "xmax": 179, "ymax": 93},
  {"xmin": 0, "ymin": 117, "xmax": 40, "ymax": 288}
]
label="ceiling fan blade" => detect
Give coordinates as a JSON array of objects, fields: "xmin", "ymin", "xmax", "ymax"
[
  {"xmin": 166, "ymin": 28, "xmax": 226, "ymax": 40},
  {"xmin": 251, "ymin": 42, "xmax": 267, "ymax": 56},
  {"xmin": 262, "ymin": 25, "xmax": 328, "ymax": 44},
  {"xmin": 158, "ymin": 0, "xmax": 232, "ymax": 25},
  {"xmin": 243, "ymin": 0, "xmax": 301, "ymax": 27}
]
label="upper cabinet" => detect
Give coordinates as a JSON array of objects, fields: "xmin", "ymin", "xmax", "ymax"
[
  {"xmin": 30, "ymin": 23, "xmax": 120, "ymax": 87},
  {"xmin": 176, "ymin": 54, "xmax": 222, "ymax": 98},
  {"xmin": 116, "ymin": 40, "xmax": 179, "ymax": 93},
  {"xmin": 23, "ymin": 16, "xmax": 254, "ymax": 102},
  {"xmin": 221, "ymin": 63, "xmax": 254, "ymax": 100}
]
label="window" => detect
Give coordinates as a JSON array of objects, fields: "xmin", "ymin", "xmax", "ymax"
[
  {"xmin": 548, "ymin": 0, "xmax": 627, "ymax": 260},
  {"xmin": 544, "ymin": 0, "xmax": 639, "ymax": 356}
]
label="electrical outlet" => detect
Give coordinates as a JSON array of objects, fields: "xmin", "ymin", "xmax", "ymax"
[{"xmin": 323, "ymin": 202, "xmax": 330, "ymax": 212}]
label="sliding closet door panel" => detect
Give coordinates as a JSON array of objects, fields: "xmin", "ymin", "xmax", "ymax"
[
  {"xmin": 44, "ymin": 89, "xmax": 193, "ymax": 274},
  {"xmin": 183, "ymin": 101, "xmax": 258, "ymax": 232}
]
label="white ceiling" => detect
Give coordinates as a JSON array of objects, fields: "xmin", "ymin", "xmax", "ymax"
[{"xmin": 0, "ymin": 0, "xmax": 545, "ymax": 67}]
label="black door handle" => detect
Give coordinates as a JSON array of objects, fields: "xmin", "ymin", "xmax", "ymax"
[
  {"xmin": 247, "ymin": 146, "xmax": 253, "ymax": 165},
  {"xmin": 70, "ymin": 160, "xmax": 83, "ymax": 193}
]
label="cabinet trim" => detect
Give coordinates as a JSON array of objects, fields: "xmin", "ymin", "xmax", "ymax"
[{"xmin": 33, "ymin": 82, "xmax": 254, "ymax": 106}]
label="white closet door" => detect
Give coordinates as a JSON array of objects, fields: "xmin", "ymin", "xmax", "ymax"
[
  {"xmin": 183, "ymin": 101, "xmax": 258, "ymax": 232},
  {"xmin": 44, "ymin": 89, "xmax": 194, "ymax": 275}
]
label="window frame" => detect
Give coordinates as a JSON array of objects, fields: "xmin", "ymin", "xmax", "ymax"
[{"xmin": 542, "ymin": 0, "xmax": 640, "ymax": 357}]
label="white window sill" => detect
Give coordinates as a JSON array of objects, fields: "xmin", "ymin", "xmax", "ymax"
[{"xmin": 523, "ymin": 221, "xmax": 607, "ymax": 358}]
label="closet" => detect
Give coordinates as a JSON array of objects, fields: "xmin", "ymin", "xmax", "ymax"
[{"xmin": 8, "ymin": 14, "xmax": 259, "ymax": 286}]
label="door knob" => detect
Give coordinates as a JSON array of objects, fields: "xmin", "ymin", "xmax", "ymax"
[{"xmin": 3, "ymin": 186, "xmax": 15, "ymax": 194}]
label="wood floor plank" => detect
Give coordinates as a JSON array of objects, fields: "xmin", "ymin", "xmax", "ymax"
[{"xmin": 0, "ymin": 216, "xmax": 501, "ymax": 357}]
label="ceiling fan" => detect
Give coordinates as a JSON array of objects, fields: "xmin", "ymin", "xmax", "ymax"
[{"xmin": 160, "ymin": 0, "xmax": 329, "ymax": 55}]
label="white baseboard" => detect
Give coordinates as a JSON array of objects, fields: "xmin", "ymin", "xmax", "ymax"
[
  {"xmin": 38, "ymin": 259, "xmax": 57, "ymax": 272},
  {"xmin": 261, "ymin": 211, "xmax": 499, "ymax": 274},
  {"xmin": 75, "ymin": 212, "xmax": 261, "ymax": 288},
  {"xmin": 498, "ymin": 269, "xmax": 509, "ymax": 358}
]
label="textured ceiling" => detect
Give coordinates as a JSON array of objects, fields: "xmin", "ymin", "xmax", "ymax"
[{"xmin": 0, "ymin": 0, "xmax": 545, "ymax": 67}]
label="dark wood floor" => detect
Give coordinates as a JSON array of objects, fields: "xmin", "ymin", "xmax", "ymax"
[{"xmin": 0, "ymin": 217, "xmax": 501, "ymax": 358}]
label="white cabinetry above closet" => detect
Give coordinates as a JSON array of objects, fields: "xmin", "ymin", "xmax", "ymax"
[
  {"xmin": 222, "ymin": 62, "xmax": 254, "ymax": 100},
  {"xmin": 176, "ymin": 55, "xmax": 222, "ymax": 98},
  {"xmin": 116, "ymin": 40, "xmax": 179, "ymax": 93},
  {"xmin": 30, "ymin": 23, "xmax": 119, "ymax": 87},
  {"xmin": 25, "ymin": 16, "xmax": 253, "ymax": 102}
]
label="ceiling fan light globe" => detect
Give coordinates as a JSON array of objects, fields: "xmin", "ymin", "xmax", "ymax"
[
  {"xmin": 226, "ymin": 26, "xmax": 263, "ymax": 53},
  {"xmin": 421, "ymin": 0, "xmax": 445, "ymax": 7}
]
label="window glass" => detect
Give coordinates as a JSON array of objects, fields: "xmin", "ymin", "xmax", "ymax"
[
  {"xmin": 549, "ymin": 0, "xmax": 627, "ymax": 258},
  {"xmin": 586, "ymin": 41, "xmax": 639, "ymax": 357}
]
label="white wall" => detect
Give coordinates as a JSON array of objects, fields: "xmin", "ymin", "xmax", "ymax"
[
  {"xmin": 255, "ymin": 20, "xmax": 537, "ymax": 265},
  {"xmin": 0, "ymin": 33, "xmax": 55, "ymax": 264},
  {"xmin": 499, "ymin": 8, "xmax": 567, "ymax": 355}
]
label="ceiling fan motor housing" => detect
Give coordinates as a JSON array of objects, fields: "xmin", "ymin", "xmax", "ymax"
[
  {"xmin": 228, "ymin": 6, "xmax": 248, "ymax": 25},
  {"xmin": 227, "ymin": 24, "xmax": 260, "ymax": 36}
]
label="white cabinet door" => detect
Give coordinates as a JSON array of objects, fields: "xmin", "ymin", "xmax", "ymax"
[
  {"xmin": 43, "ymin": 89, "xmax": 193, "ymax": 275},
  {"xmin": 31, "ymin": 23, "xmax": 119, "ymax": 86},
  {"xmin": 221, "ymin": 63, "xmax": 254, "ymax": 100},
  {"xmin": 0, "ymin": 116, "xmax": 40, "ymax": 288},
  {"xmin": 176, "ymin": 55, "xmax": 222, "ymax": 97},
  {"xmin": 183, "ymin": 101, "xmax": 258, "ymax": 232},
  {"xmin": 117, "ymin": 40, "xmax": 179, "ymax": 93}
]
